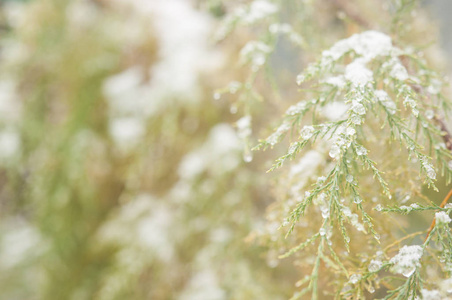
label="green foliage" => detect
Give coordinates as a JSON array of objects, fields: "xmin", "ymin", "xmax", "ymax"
[
  {"xmin": 0, "ymin": 0, "xmax": 452, "ymax": 300},
  {"xmin": 218, "ymin": 0, "xmax": 452, "ymax": 299}
]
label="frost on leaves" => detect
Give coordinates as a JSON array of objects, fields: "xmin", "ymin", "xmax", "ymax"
[
  {"xmin": 389, "ymin": 245, "xmax": 423, "ymax": 278},
  {"xmin": 256, "ymin": 28, "xmax": 451, "ymax": 299}
]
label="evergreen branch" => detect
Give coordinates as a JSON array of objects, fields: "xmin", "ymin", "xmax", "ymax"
[
  {"xmin": 279, "ymin": 233, "xmax": 321, "ymax": 259},
  {"xmin": 425, "ymin": 187, "xmax": 452, "ymax": 241}
]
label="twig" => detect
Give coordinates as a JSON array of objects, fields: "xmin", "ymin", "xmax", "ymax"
[
  {"xmin": 434, "ymin": 116, "xmax": 452, "ymax": 151},
  {"xmin": 399, "ymin": 58, "xmax": 452, "ymax": 241},
  {"xmin": 333, "ymin": 0, "xmax": 452, "ymax": 244},
  {"xmin": 425, "ymin": 188, "xmax": 452, "ymax": 242},
  {"xmin": 384, "ymin": 230, "xmax": 425, "ymax": 252}
]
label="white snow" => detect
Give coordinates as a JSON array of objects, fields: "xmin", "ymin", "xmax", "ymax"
[
  {"xmin": 244, "ymin": 0, "xmax": 278, "ymax": 24},
  {"xmin": 289, "ymin": 150, "xmax": 323, "ymax": 178},
  {"xmin": 236, "ymin": 115, "xmax": 252, "ymax": 139},
  {"xmin": 108, "ymin": 117, "xmax": 145, "ymax": 148},
  {"xmin": 389, "ymin": 62, "xmax": 409, "ymax": 81},
  {"xmin": 368, "ymin": 259, "xmax": 383, "ymax": 272},
  {"xmin": 435, "ymin": 211, "xmax": 451, "ymax": 225},
  {"xmin": 420, "ymin": 289, "xmax": 441, "ymax": 300},
  {"xmin": 321, "ymin": 102, "xmax": 349, "ymax": 121},
  {"xmin": 0, "ymin": 128, "xmax": 20, "ymax": 160},
  {"xmin": 240, "ymin": 41, "xmax": 271, "ymax": 66},
  {"xmin": 178, "ymin": 124, "xmax": 242, "ymax": 179},
  {"xmin": 300, "ymin": 126, "xmax": 315, "ymax": 140},
  {"xmin": 389, "ymin": 245, "xmax": 423, "ymax": 277},
  {"xmin": 345, "ymin": 59, "xmax": 373, "ymax": 87},
  {"xmin": 375, "ymin": 90, "xmax": 397, "ymax": 114},
  {"xmin": 324, "ymin": 76, "xmax": 346, "ymax": 89},
  {"xmin": 285, "ymin": 101, "xmax": 307, "ymax": 116},
  {"xmin": 322, "ymin": 30, "xmax": 393, "ymax": 62}
]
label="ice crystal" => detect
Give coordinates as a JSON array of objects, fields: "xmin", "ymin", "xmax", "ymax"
[
  {"xmin": 349, "ymin": 274, "xmax": 361, "ymax": 284},
  {"xmin": 399, "ymin": 205, "xmax": 412, "ymax": 213},
  {"xmin": 317, "ymin": 176, "xmax": 326, "ymax": 183},
  {"xmin": 288, "ymin": 143, "xmax": 298, "ymax": 155},
  {"xmin": 346, "ymin": 127, "xmax": 356, "ymax": 136},
  {"xmin": 403, "ymin": 96, "xmax": 419, "ymax": 117},
  {"xmin": 425, "ymin": 110, "xmax": 434, "ymax": 120},
  {"xmin": 355, "ymin": 223, "xmax": 365, "ymax": 232},
  {"xmin": 350, "ymin": 214, "xmax": 359, "ymax": 225},
  {"xmin": 300, "ymin": 125, "xmax": 315, "ymax": 140},
  {"xmin": 351, "ymin": 101, "xmax": 366, "ymax": 115},
  {"xmin": 422, "ymin": 162, "xmax": 437, "ymax": 180},
  {"xmin": 356, "ymin": 145, "xmax": 368, "ymax": 156},
  {"xmin": 266, "ymin": 122, "xmax": 291, "ymax": 145},
  {"xmin": 321, "ymin": 207, "xmax": 330, "ymax": 219},
  {"xmin": 329, "ymin": 144, "xmax": 341, "ymax": 159},
  {"xmin": 346, "ymin": 174, "xmax": 354, "ymax": 183},
  {"xmin": 368, "ymin": 259, "xmax": 383, "ymax": 272},
  {"xmin": 353, "ymin": 196, "xmax": 362, "ymax": 204},
  {"xmin": 351, "ymin": 115, "xmax": 363, "ymax": 125},
  {"xmin": 342, "ymin": 207, "xmax": 352, "ymax": 217}
]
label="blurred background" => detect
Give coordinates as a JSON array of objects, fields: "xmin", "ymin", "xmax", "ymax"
[{"xmin": 0, "ymin": 0, "xmax": 450, "ymax": 299}]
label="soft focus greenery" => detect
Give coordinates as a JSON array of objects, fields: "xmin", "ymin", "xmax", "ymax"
[{"xmin": 0, "ymin": 0, "xmax": 451, "ymax": 300}]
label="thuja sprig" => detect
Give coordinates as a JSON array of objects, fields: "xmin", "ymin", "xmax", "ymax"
[
  {"xmin": 263, "ymin": 29, "xmax": 449, "ymax": 231},
  {"xmin": 279, "ymin": 233, "xmax": 321, "ymax": 259},
  {"xmin": 255, "ymin": 27, "xmax": 452, "ymax": 298},
  {"xmin": 285, "ymin": 219, "xmax": 350, "ymax": 300},
  {"xmin": 379, "ymin": 232, "xmax": 436, "ymax": 299},
  {"xmin": 270, "ymin": 94, "xmax": 391, "ymax": 247},
  {"xmin": 214, "ymin": 0, "xmax": 308, "ymax": 157},
  {"xmin": 353, "ymin": 142, "xmax": 391, "ymax": 198},
  {"xmin": 355, "ymin": 210, "xmax": 452, "ymax": 299},
  {"xmin": 253, "ymin": 99, "xmax": 321, "ymax": 151},
  {"xmin": 380, "ymin": 270, "xmax": 422, "ymax": 300},
  {"xmin": 377, "ymin": 204, "xmax": 451, "ymax": 214}
]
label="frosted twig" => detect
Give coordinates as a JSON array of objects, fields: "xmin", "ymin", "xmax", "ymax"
[{"xmin": 425, "ymin": 188, "xmax": 452, "ymax": 241}]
